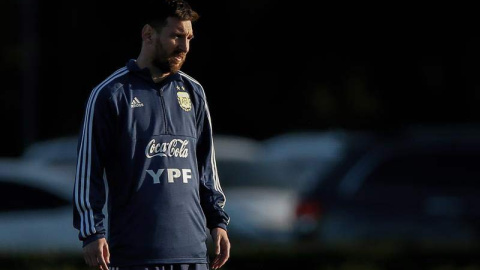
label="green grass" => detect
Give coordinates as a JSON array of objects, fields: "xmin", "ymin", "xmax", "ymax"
[
  {"xmin": 2, "ymin": 242, "xmax": 480, "ymax": 270},
  {"xmin": 0, "ymin": 253, "xmax": 88, "ymax": 270}
]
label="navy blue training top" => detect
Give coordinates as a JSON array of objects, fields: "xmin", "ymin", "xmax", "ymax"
[{"xmin": 73, "ymin": 59, "xmax": 229, "ymax": 267}]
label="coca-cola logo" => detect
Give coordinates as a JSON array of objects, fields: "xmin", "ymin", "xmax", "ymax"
[{"xmin": 145, "ymin": 139, "xmax": 189, "ymax": 158}]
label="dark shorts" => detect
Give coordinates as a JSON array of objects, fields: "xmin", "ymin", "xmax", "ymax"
[{"xmin": 109, "ymin": 264, "xmax": 209, "ymax": 270}]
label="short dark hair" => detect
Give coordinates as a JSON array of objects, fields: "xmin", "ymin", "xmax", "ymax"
[{"xmin": 143, "ymin": 0, "xmax": 199, "ymax": 29}]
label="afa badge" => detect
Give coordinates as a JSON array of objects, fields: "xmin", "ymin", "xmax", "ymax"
[{"xmin": 177, "ymin": 92, "xmax": 192, "ymax": 111}]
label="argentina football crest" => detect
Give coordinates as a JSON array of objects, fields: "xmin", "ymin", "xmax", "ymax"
[{"xmin": 177, "ymin": 91, "xmax": 192, "ymax": 111}]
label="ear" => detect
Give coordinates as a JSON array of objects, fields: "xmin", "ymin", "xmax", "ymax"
[{"xmin": 141, "ymin": 24, "xmax": 155, "ymax": 44}]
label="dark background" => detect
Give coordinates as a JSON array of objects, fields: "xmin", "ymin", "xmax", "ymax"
[
  {"xmin": 2, "ymin": 2, "xmax": 480, "ymax": 269},
  {"xmin": 2, "ymin": 1, "xmax": 480, "ymax": 156}
]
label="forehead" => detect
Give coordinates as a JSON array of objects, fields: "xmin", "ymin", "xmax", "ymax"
[{"xmin": 163, "ymin": 17, "xmax": 193, "ymax": 35}]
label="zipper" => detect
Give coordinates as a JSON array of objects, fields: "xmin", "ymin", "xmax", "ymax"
[{"xmin": 158, "ymin": 87, "xmax": 169, "ymax": 133}]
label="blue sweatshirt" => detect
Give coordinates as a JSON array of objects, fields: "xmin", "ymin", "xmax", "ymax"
[{"xmin": 73, "ymin": 59, "xmax": 229, "ymax": 267}]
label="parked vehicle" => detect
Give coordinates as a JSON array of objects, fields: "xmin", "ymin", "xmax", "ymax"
[
  {"xmin": 293, "ymin": 126, "xmax": 480, "ymax": 248},
  {"xmin": 217, "ymin": 158, "xmax": 299, "ymax": 243},
  {"xmin": 217, "ymin": 130, "xmax": 379, "ymax": 243},
  {"xmin": 0, "ymin": 158, "xmax": 80, "ymax": 253},
  {"xmin": 21, "ymin": 136, "xmax": 79, "ymax": 176},
  {"xmin": 261, "ymin": 130, "xmax": 378, "ymax": 192}
]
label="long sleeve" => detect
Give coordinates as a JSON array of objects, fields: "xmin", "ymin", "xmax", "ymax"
[
  {"xmin": 73, "ymin": 87, "xmax": 115, "ymax": 247},
  {"xmin": 196, "ymin": 98, "xmax": 230, "ymax": 231}
]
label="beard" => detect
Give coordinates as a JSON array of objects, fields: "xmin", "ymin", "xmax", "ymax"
[{"xmin": 152, "ymin": 42, "xmax": 186, "ymax": 74}]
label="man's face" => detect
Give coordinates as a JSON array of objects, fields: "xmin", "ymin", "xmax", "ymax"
[{"xmin": 152, "ymin": 17, "xmax": 194, "ymax": 74}]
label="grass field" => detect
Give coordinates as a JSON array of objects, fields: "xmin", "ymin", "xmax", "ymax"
[{"xmin": 2, "ymin": 241, "xmax": 480, "ymax": 270}]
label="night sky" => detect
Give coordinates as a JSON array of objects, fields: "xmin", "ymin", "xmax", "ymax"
[{"xmin": 2, "ymin": 1, "xmax": 480, "ymax": 156}]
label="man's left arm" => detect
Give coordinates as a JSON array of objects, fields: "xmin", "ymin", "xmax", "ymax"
[{"xmin": 196, "ymin": 97, "xmax": 230, "ymax": 269}]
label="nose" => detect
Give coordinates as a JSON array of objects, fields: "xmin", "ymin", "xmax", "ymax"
[{"xmin": 178, "ymin": 38, "xmax": 189, "ymax": 53}]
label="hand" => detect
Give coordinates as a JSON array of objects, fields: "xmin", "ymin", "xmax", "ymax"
[
  {"xmin": 210, "ymin": 227, "xmax": 230, "ymax": 269},
  {"xmin": 83, "ymin": 238, "xmax": 110, "ymax": 270}
]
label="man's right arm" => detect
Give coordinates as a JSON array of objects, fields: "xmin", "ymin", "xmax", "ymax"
[{"xmin": 73, "ymin": 87, "xmax": 115, "ymax": 248}]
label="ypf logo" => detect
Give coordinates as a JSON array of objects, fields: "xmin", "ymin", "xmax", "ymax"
[{"xmin": 146, "ymin": 168, "xmax": 192, "ymax": 184}]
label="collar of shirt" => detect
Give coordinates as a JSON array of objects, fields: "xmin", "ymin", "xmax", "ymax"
[{"xmin": 126, "ymin": 59, "xmax": 183, "ymax": 86}]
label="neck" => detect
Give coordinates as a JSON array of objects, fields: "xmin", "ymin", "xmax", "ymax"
[{"xmin": 136, "ymin": 54, "xmax": 171, "ymax": 83}]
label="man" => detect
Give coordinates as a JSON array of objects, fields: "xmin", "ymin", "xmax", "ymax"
[{"xmin": 72, "ymin": 1, "xmax": 230, "ymax": 269}]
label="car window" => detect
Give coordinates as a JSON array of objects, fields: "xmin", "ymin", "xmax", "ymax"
[{"xmin": 0, "ymin": 180, "xmax": 70, "ymax": 212}]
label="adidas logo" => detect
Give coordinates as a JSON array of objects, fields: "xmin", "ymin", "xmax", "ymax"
[{"xmin": 131, "ymin": 97, "xmax": 144, "ymax": 108}]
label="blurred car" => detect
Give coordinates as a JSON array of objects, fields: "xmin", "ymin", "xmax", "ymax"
[
  {"xmin": 217, "ymin": 158, "xmax": 299, "ymax": 243},
  {"xmin": 293, "ymin": 126, "xmax": 480, "ymax": 248},
  {"xmin": 0, "ymin": 158, "xmax": 80, "ymax": 253},
  {"xmin": 215, "ymin": 130, "xmax": 379, "ymax": 244},
  {"xmin": 261, "ymin": 130, "xmax": 378, "ymax": 192},
  {"xmin": 21, "ymin": 136, "xmax": 79, "ymax": 176},
  {"xmin": 213, "ymin": 134, "xmax": 263, "ymax": 161}
]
